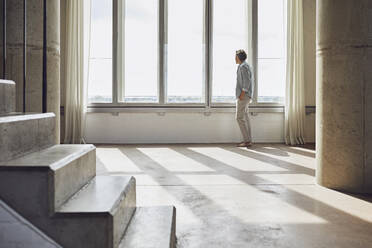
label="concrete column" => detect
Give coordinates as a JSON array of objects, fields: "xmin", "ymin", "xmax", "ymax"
[
  {"xmin": 26, "ymin": 0, "xmax": 43, "ymax": 113},
  {"xmin": 6, "ymin": 0, "xmax": 24, "ymax": 112},
  {"xmin": 46, "ymin": 0, "xmax": 60, "ymax": 144},
  {"xmin": 0, "ymin": 0, "xmax": 4, "ymax": 77},
  {"xmin": 6, "ymin": 0, "xmax": 60, "ymax": 143},
  {"xmin": 316, "ymin": 0, "xmax": 372, "ymax": 193}
]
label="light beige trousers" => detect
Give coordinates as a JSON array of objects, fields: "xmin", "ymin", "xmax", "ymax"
[{"xmin": 236, "ymin": 96, "xmax": 252, "ymax": 142}]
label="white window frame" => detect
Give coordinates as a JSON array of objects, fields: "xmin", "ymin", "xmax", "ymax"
[{"xmin": 88, "ymin": 0, "xmax": 285, "ymax": 112}]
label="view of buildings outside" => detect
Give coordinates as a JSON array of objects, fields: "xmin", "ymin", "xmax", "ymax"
[{"xmin": 88, "ymin": 0, "xmax": 285, "ymax": 104}]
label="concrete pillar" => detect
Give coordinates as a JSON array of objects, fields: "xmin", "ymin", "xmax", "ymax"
[
  {"xmin": 316, "ymin": 0, "xmax": 372, "ymax": 193},
  {"xmin": 46, "ymin": 0, "xmax": 60, "ymax": 144},
  {"xmin": 0, "ymin": 0, "xmax": 4, "ymax": 77},
  {"xmin": 6, "ymin": 0, "xmax": 24, "ymax": 112},
  {"xmin": 6, "ymin": 0, "xmax": 60, "ymax": 143},
  {"xmin": 26, "ymin": 0, "xmax": 43, "ymax": 113}
]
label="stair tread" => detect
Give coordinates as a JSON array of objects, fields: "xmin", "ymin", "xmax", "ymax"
[
  {"xmin": 0, "ymin": 144, "xmax": 95, "ymax": 170},
  {"xmin": 58, "ymin": 175, "xmax": 134, "ymax": 214},
  {"xmin": 0, "ymin": 79, "xmax": 14, "ymax": 84},
  {"xmin": 0, "ymin": 112, "xmax": 54, "ymax": 123},
  {"xmin": 119, "ymin": 206, "xmax": 176, "ymax": 248}
]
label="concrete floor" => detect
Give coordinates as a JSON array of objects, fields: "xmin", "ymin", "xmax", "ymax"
[{"xmin": 96, "ymin": 144, "xmax": 372, "ymax": 248}]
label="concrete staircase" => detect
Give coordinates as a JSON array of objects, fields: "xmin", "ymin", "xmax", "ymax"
[{"xmin": 0, "ymin": 80, "xmax": 176, "ymax": 248}]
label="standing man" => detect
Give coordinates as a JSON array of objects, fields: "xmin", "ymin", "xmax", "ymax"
[{"xmin": 235, "ymin": 49, "xmax": 254, "ymax": 147}]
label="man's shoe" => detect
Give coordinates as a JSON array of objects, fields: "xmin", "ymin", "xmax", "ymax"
[
  {"xmin": 245, "ymin": 142, "xmax": 253, "ymax": 147},
  {"xmin": 237, "ymin": 142, "xmax": 247, "ymax": 147}
]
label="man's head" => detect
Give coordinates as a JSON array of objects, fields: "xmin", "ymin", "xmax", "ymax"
[{"xmin": 235, "ymin": 49, "xmax": 247, "ymax": 64}]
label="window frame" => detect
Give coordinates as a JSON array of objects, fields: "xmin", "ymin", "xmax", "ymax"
[{"xmin": 88, "ymin": 0, "xmax": 285, "ymax": 111}]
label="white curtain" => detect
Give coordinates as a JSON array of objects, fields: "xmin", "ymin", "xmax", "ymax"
[
  {"xmin": 285, "ymin": 0, "xmax": 306, "ymax": 145},
  {"xmin": 64, "ymin": 0, "xmax": 91, "ymax": 144}
]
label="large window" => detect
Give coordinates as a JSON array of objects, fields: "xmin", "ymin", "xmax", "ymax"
[{"xmin": 88, "ymin": 0, "xmax": 286, "ymax": 106}]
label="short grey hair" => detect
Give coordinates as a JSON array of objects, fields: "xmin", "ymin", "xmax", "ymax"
[{"xmin": 236, "ymin": 49, "xmax": 247, "ymax": 62}]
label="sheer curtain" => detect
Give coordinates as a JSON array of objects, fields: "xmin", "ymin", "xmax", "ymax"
[
  {"xmin": 64, "ymin": 0, "xmax": 91, "ymax": 144},
  {"xmin": 285, "ymin": 0, "xmax": 305, "ymax": 145}
]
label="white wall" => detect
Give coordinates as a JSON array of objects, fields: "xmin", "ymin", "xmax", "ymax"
[{"xmin": 85, "ymin": 112, "xmax": 284, "ymax": 144}]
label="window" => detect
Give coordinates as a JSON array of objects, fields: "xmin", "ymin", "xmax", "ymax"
[
  {"xmin": 212, "ymin": 0, "xmax": 249, "ymax": 103},
  {"xmin": 87, "ymin": 0, "xmax": 286, "ymax": 106},
  {"xmin": 166, "ymin": 0, "xmax": 205, "ymax": 103},
  {"xmin": 122, "ymin": 0, "xmax": 158, "ymax": 103},
  {"xmin": 258, "ymin": 0, "xmax": 286, "ymax": 103},
  {"xmin": 88, "ymin": 0, "xmax": 113, "ymax": 103}
]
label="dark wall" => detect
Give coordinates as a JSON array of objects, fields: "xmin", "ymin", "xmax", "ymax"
[{"xmin": 0, "ymin": 0, "xmax": 5, "ymax": 78}]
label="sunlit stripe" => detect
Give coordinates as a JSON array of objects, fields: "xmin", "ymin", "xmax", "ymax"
[
  {"xmin": 239, "ymin": 146, "xmax": 315, "ymax": 170},
  {"xmin": 190, "ymin": 147, "xmax": 288, "ymax": 172},
  {"xmin": 96, "ymin": 148, "xmax": 142, "ymax": 172},
  {"xmin": 138, "ymin": 148, "xmax": 215, "ymax": 172}
]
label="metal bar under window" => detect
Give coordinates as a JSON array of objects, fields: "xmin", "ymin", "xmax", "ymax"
[
  {"xmin": 159, "ymin": 0, "xmax": 165, "ymax": 104},
  {"xmin": 252, "ymin": 0, "xmax": 258, "ymax": 104},
  {"xmin": 112, "ymin": 0, "xmax": 119, "ymax": 104},
  {"xmin": 206, "ymin": 0, "xmax": 212, "ymax": 108}
]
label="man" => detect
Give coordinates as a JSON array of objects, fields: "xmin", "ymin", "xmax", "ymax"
[{"xmin": 235, "ymin": 49, "xmax": 254, "ymax": 147}]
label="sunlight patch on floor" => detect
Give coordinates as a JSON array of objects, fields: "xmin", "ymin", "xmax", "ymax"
[
  {"xmin": 238, "ymin": 146, "xmax": 316, "ymax": 170},
  {"xmin": 96, "ymin": 148, "xmax": 142, "ymax": 172},
  {"xmin": 190, "ymin": 147, "xmax": 288, "ymax": 172},
  {"xmin": 137, "ymin": 148, "xmax": 215, "ymax": 172}
]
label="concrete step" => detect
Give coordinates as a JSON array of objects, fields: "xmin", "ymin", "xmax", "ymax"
[
  {"xmin": 56, "ymin": 175, "xmax": 136, "ymax": 248},
  {"xmin": 1, "ymin": 144, "xmax": 97, "ymax": 210},
  {"xmin": 119, "ymin": 206, "xmax": 177, "ymax": 248},
  {"xmin": 0, "ymin": 113, "xmax": 56, "ymax": 162},
  {"xmin": 0, "ymin": 80, "xmax": 16, "ymax": 115}
]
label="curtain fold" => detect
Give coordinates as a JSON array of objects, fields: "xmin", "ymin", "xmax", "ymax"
[
  {"xmin": 285, "ymin": 0, "xmax": 306, "ymax": 145},
  {"xmin": 64, "ymin": 0, "xmax": 91, "ymax": 144}
]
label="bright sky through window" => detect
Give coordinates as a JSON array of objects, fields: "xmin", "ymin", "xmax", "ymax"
[
  {"xmin": 166, "ymin": 0, "xmax": 204, "ymax": 103},
  {"xmin": 212, "ymin": 0, "xmax": 248, "ymax": 103},
  {"xmin": 88, "ymin": 0, "xmax": 112, "ymax": 103},
  {"xmin": 123, "ymin": 0, "xmax": 158, "ymax": 102},
  {"xmin": 258, "ymin": 0, "xmax": 286, "ymax": 103}
]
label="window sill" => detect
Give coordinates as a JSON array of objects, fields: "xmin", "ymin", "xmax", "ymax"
[{"xmin": 86, "ymin": 104, "xmax": 285, "ymax": 114}]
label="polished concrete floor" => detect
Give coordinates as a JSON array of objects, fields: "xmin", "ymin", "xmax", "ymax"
[{"xmin": 96, "ymin": 144, "xmax": 372, "ymax": 248}]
